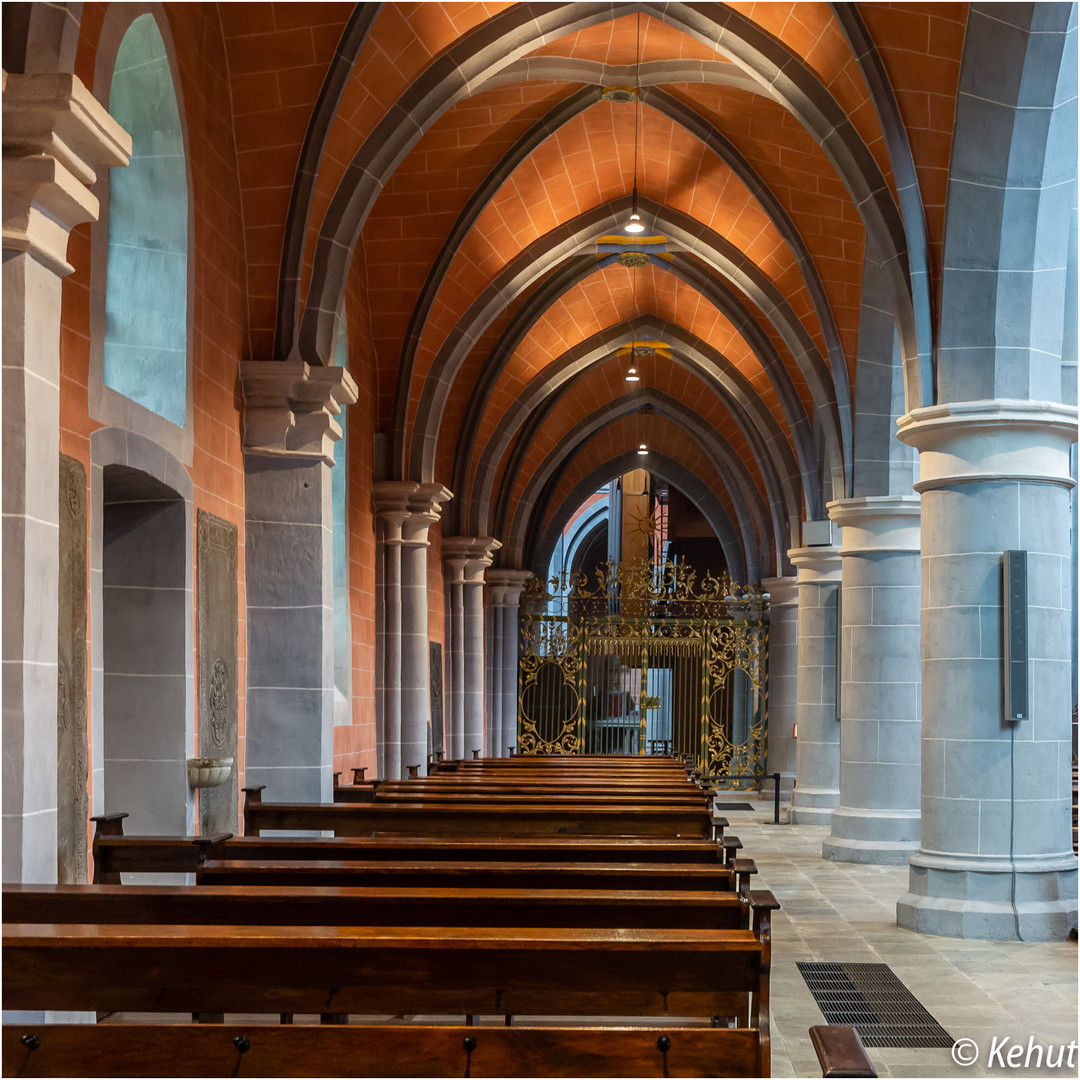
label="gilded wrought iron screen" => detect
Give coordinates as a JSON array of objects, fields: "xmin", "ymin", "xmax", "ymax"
[{"xmin": 517, "ymin": 559, "xmax": 769, "ymax": 786}]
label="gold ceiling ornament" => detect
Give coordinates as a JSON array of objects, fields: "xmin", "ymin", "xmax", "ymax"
[
  {"xmin": 601, "ymin": 85, "xmax": 638, "ymax": 103},
  {"xmin": 631, "ymin": 508, "xmax": 660, "ymax": 538},
  {"xmin": 617, "ymin": 251, "xmax": 649, "ymax": 267}
]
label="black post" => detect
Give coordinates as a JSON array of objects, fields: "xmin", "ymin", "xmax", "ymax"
[{"xmin": 772, "ymin": 772, "xmax": 781, "ymax": 825}]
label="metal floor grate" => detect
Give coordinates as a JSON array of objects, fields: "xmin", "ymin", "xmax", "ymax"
[
  {"xmin": 797, "ymin": 962, "xmax": 953, "ymax": 1048},
  {"xmin": 712, "ymin": 802, "xmax": 756, "ymax": 811}
]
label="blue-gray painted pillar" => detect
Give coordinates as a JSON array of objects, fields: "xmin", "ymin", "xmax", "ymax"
[
  {"xmin": 787, "ymin": 546, "xmax": 842, "ymax": 826},
  {"xmin": 824, "ymin": 496, "xmax": 922, "ymax": 864},
  {"xmin": 895, "ymin": 401, "xmax": 1077, "ymax": 940}
]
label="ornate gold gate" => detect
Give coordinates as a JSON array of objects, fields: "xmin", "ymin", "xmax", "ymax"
[{"xmin": 517, "ymin": 559, "xmax": 769, "ymax": 786}]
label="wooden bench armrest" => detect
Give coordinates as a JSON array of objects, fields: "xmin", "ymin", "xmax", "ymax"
[
  {"xmin": 729, "ymin": 857, "xmax": 756, "ymax": 898},
  {"xmin": 720, "ymin": 834, "xmax": 742, "ymax": 864},
  {"xmin": 746, "ymin": 888, "xmax": 780, "ymax": 939},
  {"xmin": 810, "ymin": 1025, "xmax": 876, "ymax": 1077}
]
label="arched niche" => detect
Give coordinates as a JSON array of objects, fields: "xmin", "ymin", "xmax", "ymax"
[{"xmin": 90, "ymin": 429, "xmax": 194, "ymax": 869}]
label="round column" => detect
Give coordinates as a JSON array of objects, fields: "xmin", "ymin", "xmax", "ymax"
[
  {"xmin": 485, "ymin": 581, "xmax": 508, "ymax": 757},
  {"xmin": 824, "ymin": 496, "xmax": 922, "ymax": 864},
  {"xmin": 398, "ymin": 485, "xmax": 452, "ymax": 777},
  {"xmin": 895, "ymin": 400, "xmax": 1077, "ymax": 940},
  {"xmin": 761, "ymin": 576, "xmax": 798, "ymax": 791},
  {"xmin": 787, "ymin": 546, "xmax": 842, "ymax": 826},
  {"xmin": 374, "ymin": 505, "xmax": 407, "ymax": 779},
  {"xmin": 443, "ymin": 554, "xmax": 466, "ymax": 760},
  {"xmin": 488, "ymin": 570, "xmax": 532, "ymax": 757},
  {"xmin": 462, "ymin": 543, "xmax": 500, "ymax": 758}
]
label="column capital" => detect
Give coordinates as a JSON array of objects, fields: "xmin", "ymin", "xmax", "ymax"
[
  {"xmin": 240, "ymin": 361, "xmax": 358, "ymax": 464},
  {"xmin": 3, "ymin": 70, "xmax": 131, "ymax": 275},
  {"xmin": 487, "ymin": 569, "xmax": 533, "ymax": 604},
  {"xmin": 897, "ymin": 399, "xmax": 1077, "ymax": 493},
  {"xmin": 787, "ymin": 546, "xmax": 841, "ymax": 583},
  {"xmin": 827, "ymin": 495, "xmax": 921, "ymax": 555},
  {"xmin": 759, "ymin": 575, "xmax": 797, "ymax": 607},
  {"xmin": 372, "ymin": 481, "xmax": 452, "ymax": 546},
  {"xmin": 443, "ymin": 536, "xmax": 502, "ymax": 582}
]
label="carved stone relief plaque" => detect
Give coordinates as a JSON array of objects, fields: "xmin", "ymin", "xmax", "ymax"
[
  {"xmin": 197, "ymin": 510, "xmax": 239, "ymax": 834},
  {"xmin": 429, "ymin": 641, "xmax": 444, "ymax": 757},
  {"xmin": 57, "ymin": 455, "xmax": 89, "ymax": 883}
]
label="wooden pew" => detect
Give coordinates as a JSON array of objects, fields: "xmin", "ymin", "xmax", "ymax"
[
  {"xmin": 88, "ymin": 816, "xmax": 738, "ymax": 882},
  {"xmin": 241, "ymin": 786, "xmax": 713, "ymax": 839},
  {"xmin": 193, "ymin": 857, "xmax": 759, "ymax": 894},
  {"xmin": 3, "ymin": 882, "xmax": 780, "ymax": 934},
  {"xmin": 3, "ymin": 1022, "xmax": 768, "ymax": 1077},
  {"xmin": 4, "ymin": 921, "xmax": 770, "ymax": 1027}
]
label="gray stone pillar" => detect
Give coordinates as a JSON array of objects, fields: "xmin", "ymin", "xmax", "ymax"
[
  {"xmin": 895, "ymin": 401, "xmax": 1078, "ymax": 940},
  {"xmin": 488, "ymin": 570, "xmax": 531, "ymax": 757},
  {"xmin": 761, "ymin": 576, "xmax": 798, "ymax": 790},
  {"xmin": 485, "ymin": 579, "xmax": 508, "ymax": 758},
  {"xmin": 2, "ymin": 73, "xmax": 129, "ymax": 882},
  {"xmin": 374, "ymin": 487, "xmax": 411, "ymax": 779},
  {"xmin": 787, "ymin": 546, "xmax": 842, "ymax": 826},
  {"xmin": 400, "ymin": 487, "xmax": 452, "ymax": 774},
  {"xmin": 443, "ymin": 550, "xmax": 466, "ymax": 760},
  {"xmin": 240, "ymin": 362, "xmax": 357, "ymax": 803},
  {"xmin": 823, "ymin": 497, "xmax": 922, "ymax": 864},
  {"xmin": 444, "ymin": 537, "xmax": 499, "ymax": 758}
]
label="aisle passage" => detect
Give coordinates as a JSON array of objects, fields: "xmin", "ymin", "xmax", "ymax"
[{"xmin": 725, "ymin": 808, "xmax": 1078, "ymax": 1078}]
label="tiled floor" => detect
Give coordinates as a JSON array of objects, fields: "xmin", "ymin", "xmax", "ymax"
[{"xmin": 724, "ymin": 803, "xmax": 1078, "ymax": 1078}]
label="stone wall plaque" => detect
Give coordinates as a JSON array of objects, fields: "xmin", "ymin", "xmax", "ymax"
[
  {"xmin": 429, "ymin": 641, "xmax": 444, "ymax": 757},
  {"xmin": 197, "ymin": 510, "xmax": 239, "ymax": 834},
  {"xmin": 57, "ymin": 454, "xmax": 89, "ymax": 884}
]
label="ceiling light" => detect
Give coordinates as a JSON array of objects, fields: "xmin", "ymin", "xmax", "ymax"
[
  {"xmin": 624, "ymin": 211, "xmax": 644, "ymax": 235},
  {"xmin": 625, "ymin": 366, "xmax": 639, "ymax": 382},
  {"xmin": 637, "ymin": 443, "xmax": 649, "ymax": 456}
]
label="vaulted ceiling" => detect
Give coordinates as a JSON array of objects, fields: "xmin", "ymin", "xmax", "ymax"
[{"xmin": 218, "ymin": 2, "xmax": 967, "ymax": 576}]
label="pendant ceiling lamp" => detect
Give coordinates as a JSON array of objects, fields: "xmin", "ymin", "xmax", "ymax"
[{"xmin": 624, "ymin": 13, "xmax": 645, "ymax": 235}]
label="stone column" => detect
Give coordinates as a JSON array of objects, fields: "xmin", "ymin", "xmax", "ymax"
[
  {"xmin": 2, "ymin": 73, "xmax": 129, "ymax": 882},
  {"xmin": 488, "ymin": 570, "xmax": 532, "ymax": 757},
  {"xmin": 787, "ymin": 547, "xmax": 842, "ymax": 825},
  {"xmin": 485, "ymin": 578, "xmax": 508, "ymax": 758},
  {"xmin": 761, "ymin": 576, "xmax": 798, "ymax": 791},
  {"xmin": 241, "ymin": 362, "xmax": 357, "ymax": 802},
  {"xmin": 376, "ymin": 483, "xmax": 452, "ymax": 777},
  {"xmin": 895, "ymin": 401, "xmax": 1078, "ymax": 939},
  {"xmin": 442, "ymin": 548, "xmax": 466, "ymax": 760},
  {"xmin": 374, "ymin": 486, "xmax": 411, "ymax": 779},
  {"xmin": 444, "ymin": 538, "xmax": 500, "ymax": 758},
  {"xmin": 823, "ymin": 497, "xmax": 922, "ymax": 864}
]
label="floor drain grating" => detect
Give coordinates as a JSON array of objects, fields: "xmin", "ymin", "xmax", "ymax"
[{"xmin": 797, "ymin": 962, "xmax": 953, "ymax": 1048}]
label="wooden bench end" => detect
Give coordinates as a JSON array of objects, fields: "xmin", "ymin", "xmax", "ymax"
[
  {"xmin": 192, "ymin": 833, "xmax": 233, "ymax": 847},
  {"xmin": 809, "ymin": 1025, "xmax": 877, "ymax": 1078},
  {"xmin": 89, "ymin": 811, "xmax": 129, "ymax": 824},
  {"xmin": 748, "ymin": 889, "xmax": 781, "ymax": 911}
]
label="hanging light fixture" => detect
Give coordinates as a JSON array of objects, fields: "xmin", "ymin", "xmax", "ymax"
[
  {"xmin": 624, "ymin": 13, "xmax": 645, "ymax": 235},
  {"xmin": 637, "ymin": 443, "xmax": 649, "ymax": 456},
  {"xmin": 625, "ymin": 340, "xmax": 640, "ymax": 382}
]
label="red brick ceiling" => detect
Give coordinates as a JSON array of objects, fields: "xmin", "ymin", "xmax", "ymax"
[{"xmin": 205, "ymin": 2, "xmax": 967, "ymax": 559}]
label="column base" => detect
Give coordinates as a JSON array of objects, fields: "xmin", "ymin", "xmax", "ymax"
[
  {"xmin": 823, "ymin": 806, "xmax": 921, "ymax": 864},
  {"xmin": 896, "ymin": 851, "xmax": 1078, "ymax": 940},
  {"xmin": 789, "ymin": 786, "xmax": 838, "ymax": 826},
  {"xmin": 824, "ymin": 836, "xmax": 919, "ymax": 865}
]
